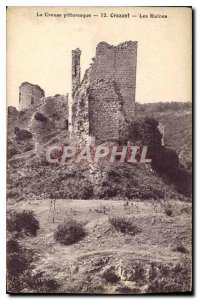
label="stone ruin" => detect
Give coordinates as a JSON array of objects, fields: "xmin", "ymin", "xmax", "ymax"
[
  {"xmin": 15, "ymin": 41, "xmax": 165, "ymax": 148},
  {"xmin": 19, "ymin": 82, "xmax": 45, "ymax": 111},
  {"xmin": 16, "ymin": 41, "xmax": 138, "ymax": 145},
  {"xmin": 71, "ymin": 41, "xmax": 138, "ymax": 144}
]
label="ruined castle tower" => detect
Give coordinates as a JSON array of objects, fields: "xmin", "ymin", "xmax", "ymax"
[
  {"xmin": 72, "ymin": 48, "xmax": 81, "ymax": 96},
  {"xmin": 19, "ymin": 82, "xmax": 45, "ymax": 111},
  {"xmin": 71, "ymin": 41, "xmax": 138, "ymax": 143},
  {"xmin": 89, "ymin": 41, "xmax": 138, "ymax": 121}
]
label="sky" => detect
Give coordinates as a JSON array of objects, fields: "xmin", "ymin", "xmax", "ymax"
[{"xmin": 7, "ymin": 6, "xmax": 192, "ymax": 109}]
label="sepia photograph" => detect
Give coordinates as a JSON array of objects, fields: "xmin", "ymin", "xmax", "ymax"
[{"xmin": 6, "ymin": 6, "xmax": 192, "ymax": 294}]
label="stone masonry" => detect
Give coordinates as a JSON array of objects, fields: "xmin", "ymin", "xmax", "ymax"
[
  {"xmin": 71, "ymin": 41, "xmax": 138, "ymax": 144},
  {"xmin": 19, "ymin": 82, "xmax": 45, "ymax": 111},
  {"xmin": 88, "ymin": 79, "xmax": 126, "ymax": 143},
  {"xmin": 89, "ymin": 41, "xmax": 138, "ymax": 121},
  {"xmin": 72, "ymin": 48, "xmax": 81, "ymax": 96}
]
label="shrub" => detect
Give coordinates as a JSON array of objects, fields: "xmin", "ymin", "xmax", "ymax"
[
  {"xmin": 115, "ymin": 286, "xmax": 133, "ymax": 294},
  {"xmin": 15, "ymin": 129, "xmax": 32, "ymax": 141},
  {"xmin": 54, "ymin": 219, "xmax": 86, "ymax": 245},
  {"xmin": 128, "ymin": 117, "xmax": 162, "ymax": 147},
  {"xmin": 109, "ymin": 216, "xmax": 141, "ymax": 235},
  {"xmin": 34, "ymin": 112, "xmax": 48, "ymax": 122},
  {"xmin": 147, "ymin": 262, "xmax": 191, "ymax": 293},
  {"xmin": 7, "ymin": 210, "xmax": 40, "ymax": 237},
  {"xmin": 7, "ymin": 148, "xmax": 18, "ymax": 159},
  {"xmin": 29, "ymin": 272, "xmax": 60, "ymax": 293},
  {"xmin": 97, "ymin": 164, "xmax": 164, "ymax": 200},
  {"xmin": 164, "ymin": 208, "xmax": 173, "ymax": 217},
  {"xmin": 152, "ymin": 147, "xmax": 192, "ymax": 196},
  {"xmin": 173, "ymin": 245, "xmax": 188, "ymax": 254},
  {"xmin": 171, "ymin": 167, "xmax": 192, "ymax": 196},
  {"xmin": 59, "ymin": 178, "xmax": 94, "ymax": 200},
  {"xmin": 7, "ymin": 140, "xmax": 18, "ymax": 159},
  {"xmin": 102, "ymin": 267, "xmax": 120, "ymax": 283},
  {"xmin": 25, "ymin": 144, "xmax": 34, "ymax": 152},
  {"xmin": 14, "ymin": 127, "xmax": 20, "ymax": 134},
  {"xmin": 7, "ymin": 239, "xmax": 20, "ymax": 253},
  {"xmin": 7, "ymin": 238, "xmax": 59, "ymax": 293},
  {"xmin": 7, "ymin": 238, "xmax": 35, "ymax": 292},
  {"xmin": 7, "ymin": 247, "xmax": 33, "ymax": 277},
  {"xmin": 152, "ymin": 147, "xmax": 179, "ymax": 174},
  {"xmin": 19, "ymin": 110, "xmax": 26, "ymax": 116},
  {"xmin": 7, "ymin": 188, "xmax": 19, "ymax": 199}
]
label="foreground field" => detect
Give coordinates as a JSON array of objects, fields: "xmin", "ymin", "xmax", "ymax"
[{"xmin": 7, "ymin": 198, "xmax": 192, "ymax": 294}]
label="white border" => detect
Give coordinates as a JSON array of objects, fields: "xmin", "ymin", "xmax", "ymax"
[{"xmin": 0, "ymin": 1, "xmax": 196, "ymax": 299}]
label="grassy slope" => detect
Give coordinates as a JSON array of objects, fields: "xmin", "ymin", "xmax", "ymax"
[
  {"xmin": 7, "ymin": 198, "xmax": 192, "ymax": 293},
  {"xmin": 7, "ymin": 104, "xmax": 192, "ymax": 293}
]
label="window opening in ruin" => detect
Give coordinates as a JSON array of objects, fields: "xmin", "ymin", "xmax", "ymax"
[
  {"xmin": 19, "ymin": 92, "xmax": 21, "ymax": 102},
  {"xmin": 31, "ymin": 97, "xmax": 34, "ymax": 105},
  {"xmin": 65, "ymin": 119, "xmax": 68, "ymax": 130}
]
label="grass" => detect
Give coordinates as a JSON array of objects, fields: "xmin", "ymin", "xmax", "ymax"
[{"xmin": 6, "ymin": 198, "xmax": 192, "ymax": 293}]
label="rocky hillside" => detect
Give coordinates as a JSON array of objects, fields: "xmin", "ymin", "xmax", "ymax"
[
  {"xmin": 136, "ymin": 102, "xmax": 192, "ymax": 169},
  {"xmin": 28, "ymin": 95, "xmax": 69, "ymax": 150},
  {"xmin": 7, "ymin": 101, "xmax": 192, "ymax": 201},
  {"xmin": 7, "ymin": 94, "xmax": 69, "ymax": 158}
]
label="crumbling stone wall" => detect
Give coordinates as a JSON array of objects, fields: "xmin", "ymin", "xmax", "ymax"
[
  {"xmin": 89, "ymin": 41, "xmax": 137, "ymax": 121},
  {"xmin": 19, "ymin": 82, "xmax": 45, "ymax": 111},
  {"xmin": 72, "ymin": 48, "xmax": 81, "ymax": 96},
  {"xmin": 28, "ymin": 94, "xmax": 69, "ymax": 150},
  {"xmin": 72, "ymin": 69, "xmax": 90, "ymax": 142},
  {"xmin": 71, "ymin": 41, "xmax": 138, "ymax": 144},
  {"xmin": 88, "ymin": 79, "xmax": 126, "ymax": 144}
]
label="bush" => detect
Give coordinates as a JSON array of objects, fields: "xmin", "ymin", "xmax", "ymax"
[
  {"xmin": 7, "ymin": 246, "xmax": 34, "ymax": 277},
  {"xmin": 7, "ymin": 148, "xmax": 18, "ymax": 159},
  {"xmin": 164, "ymin": 208, "xmax": 173, "ymax": 217},
  {"xmin": 109, "ymin": 216, "xmax": 141, "ymax": 235},
  {"xmin": 29, "ymin": 272, "xmax": 60, "ymax": 293},
  {"xmin": 7, "ymin": 210, "xmax": 40, "ymax": 237},
  {"xmin": 97, "ymin": 163, "xmax": 165, "ymax": 200},
  {"xmin": 34, "ymin": 112, "xmax": 48, "ymax": 122},
  {"xmin": 7, "ymin": 238, "xmax": 59, "ymax": 293},
  {"xmin": 128, "ymin": 117, "xmax": 162, "ymax": 147},
  {"xmin": 14, "ymin": 127, "xmax": 20, "ymax": 134},
  {"xmin": 171, "ymin": 168, "xmax": 192, "ymax": 196},
  {"xmin": 19, "ymin": 110, "xmax": 26, "ymax": 116},
  {"xmin": 115, "ymin": 286, "xmax": 133, "ymax": 294},
  {"xmin": 59, "ymin": 178, "xmax": 94, "ymax": 200},
  {"xmin": 147, "ymin": 262, "xmax": 191, "ymax": 293},
  {"xmin": 15, "ymin": 129, "xmax": 32, "ymax": 141},
  {"xmin": 54, "ymin": 219, "xmax": 86, "ymax": 245},
  {"xmin": 7, "ymin": 238, "xmax": 35, "ymax": 292},
  {"xmin": 102, "ymin": 267, "xmax": 120, "ymax": 283},
  {"xmin": 152, "ymin": 147, "xmax": 192, "ymax": 196},
  {"xmin": 152, "ymin": 147, "xmax": 179, "ymax": 174},
  {"xmin": 7, "ymin": 139, "xmax": 18, "ymax": 159},
  {"xmin": 173, "ymin": 245, "xmax": 188, "ymax": 254}
]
